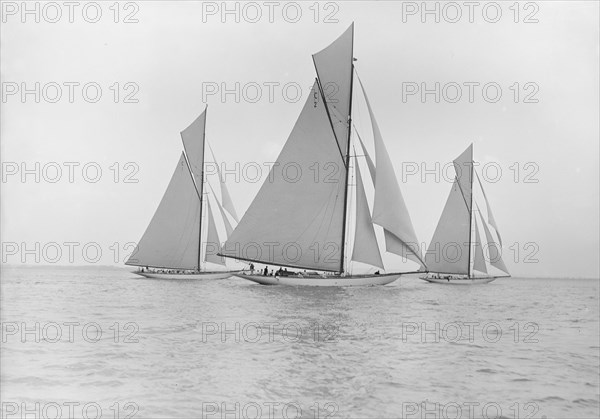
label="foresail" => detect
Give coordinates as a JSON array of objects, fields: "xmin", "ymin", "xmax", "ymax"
[
  {"xmin": 205, "ymin": 199, "xmax": 226, "ymax": 266},
  {"xmin": 356, "ymin": 129, "xmax": 376, "ymax": 184},
  {"xmin": 476, "ymin": 170, "xmax": 503, "ymax": 246},
  {"xmin": 181, "ymin": 109, "xmax": 206, "ymax": 192},
  {"xmin": 221, "ymin": 81, "xmax": 346, "ymax": 271},
  {"xmin": 473, "ymin": 216, "xmax": 487, "ymax": 274},
  {"xmin": 383, "ymin": 229, "xmax": 423, "ymax": 266},
  {"xmin": 356, "ymin": 76, "xmax": 423, "ymax": 264},
  {"xmin": 126, "ymin": 153, "xmax": 200, "ymax": 270},
  {"xmin": 424, "ymin": 179, "xmax": 470, "ymax": 275},
  {"xmin": 209, "ymin": 145, "xmax": 239, "ymax": 222},
  {"xmin": 312, "ymin": 23, "xmax": 354, "ymax": 156},
  {"xmin": 479, "ymin": 204, "xmax": 510, "ymax": 275},
  {"xmin": 209, "ymin": 183, "xmax": 234, "ymax": 238},
  {"xmin": 351, "ymin": 158, "xmax": 384, "ymax": 269}
]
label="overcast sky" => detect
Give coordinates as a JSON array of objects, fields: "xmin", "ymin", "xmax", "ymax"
[{"xmin": 2, "ymin": 1, "xmax": 598, "ymax": 278}]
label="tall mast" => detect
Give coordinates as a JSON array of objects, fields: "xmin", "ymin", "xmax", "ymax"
[
  {"xmin": 197, "ymin": 106, "xmax": 208, "ymax": 271},
  {"xmin": 467, "ymin": 145, "xmax": 474, "ymax": 278},
  {"xmin": 339, "ymin": 25, "xmax": 354, "ymax": 274}
]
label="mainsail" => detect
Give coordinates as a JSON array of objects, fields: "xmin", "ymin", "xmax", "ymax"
[
  {"xmin": 125, "ymin": 153, "xmax": 201, "ymax": 270},
  {"xmin": 221, "ymin": 81, "xmax": 346, "ymax": 272},
  {"xmin": 424, "ymin": 178, "xmax": 471, "ymax": 275}
]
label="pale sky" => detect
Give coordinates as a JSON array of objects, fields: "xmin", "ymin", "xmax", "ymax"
[{"xmin": 1, "ymin": 1, "xmax": 598, "ymax": 278}]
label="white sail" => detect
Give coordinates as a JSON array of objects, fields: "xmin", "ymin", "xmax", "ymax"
[
  {"xmin": 181, "ymin": 109, "xmax": 206, "ymax": 191},
  {"xmin": 356, "ymin": 76, "xmax": 423, "ymax": 264},
  {"xmin": 424, "ymin": 179, "xmax": 471, "ymax": 275},
  {"xmin": 204, "ymin": 199, "xmax": 226, "ymax": 266},
  {"xmin": 476, "ymin": 171, "xmax": 503, "ymax": 246},
  {"xmin": 473, "ymin": 217, "xmax": 487, "ymax": 274},
  {"xmin": 453, "ymin": 144, "xmax": 473, "ymax": 212},
  {"xmin": 312, "ymin": 23, "xmax": 354, "ymax": 155},
  {"xmin": 479, "ymin": 204, "xmax": 510, "ymax": 275},
  {"xmin": 209, "ymin": 183, "xmax": 234, "ymax": 238},
  {"xmin": 351, "ymin": 158, "xmax": 384, "ymax": 269},
  {"xmin": 356, "ymin": 130, "xmax": 376, "ymax": 184},
  {"xmin": 209, "ymin": 145, "xmax": 239, "ymax": 222},
  {"xmin": 221, "ymin": 81, "xmax": 346, "ymax": 272},
  {"xmin": 126, "ymin": 153, "xmax": 200, "ymax": 270}
]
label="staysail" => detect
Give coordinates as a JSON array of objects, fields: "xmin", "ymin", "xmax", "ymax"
[
  {"xmin": 221, "ymin": 81, "xmax": 346, "ymax": 271},
  {"xmin": 125, "ymin": 153, "xmax": 201, "ymax": 270},
  {"xmin": 204, "ymin": 199, "xmax": 226, "ymax": 266},
  {"xmin": 472, "ymin": 218, "xmax": 487, "ymax": 274},
  {"xmin": 356, "ymin": 129, "xmax": 376, "ymax": 184},
  {"xmin": 478, "ymin": 203, "xmax": 509, "ymax": 275},
  {"xmin": 209, "ymin": 183, "xmax": 234, "ymax": 237},
  {"xmin": 476, "ymin": 170, "xmax": 503, "ymax": 246},
  {"xmin": 351, "ymin": 157, "xmax": 384, "ymax": 269}
]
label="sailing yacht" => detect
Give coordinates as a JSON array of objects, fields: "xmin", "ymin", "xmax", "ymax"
[
  {"xmin": 421, "ymin": 144, "xmax": 510, "ymax": 284},
  {"xmin": 126, "ymin": 107, "xmax": 242, "ymax": 280},
  {"xmin": 219, "ymin": 23, "xmax": 425, "ymax": 286}
]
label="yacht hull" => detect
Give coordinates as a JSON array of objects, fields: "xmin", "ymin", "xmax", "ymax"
[
  {"xmin": 235, "ymin": 273, "xmax": 401, "ymax": 287},
  {"xmin": 134, "ymin": 271, "xmax": 238, "ymax": 280},
  {"xmin": 420, "ymin": 276, "xmax": 497, "ymax": 284}
]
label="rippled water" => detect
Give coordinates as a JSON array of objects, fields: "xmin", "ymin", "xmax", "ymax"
[{"xmin": 1, "ymin": 266, "xmax": 598, "ymax": 418}]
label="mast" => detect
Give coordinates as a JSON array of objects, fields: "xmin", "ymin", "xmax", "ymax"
[
  {"xmin": 467, "ymin": 144, "xmax": 474, "ymax": 278},
  {"xmin": 339, "ymin": 25, "xmax": 354, "ymax": 274},
  {"xmin": 197, "ymin": 106, "xmax": 207, "ymax": 271}
]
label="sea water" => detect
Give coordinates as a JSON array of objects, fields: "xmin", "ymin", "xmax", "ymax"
[{"xmin": 1, "ymin": 266, "xmax": 598, "ymax": 418}]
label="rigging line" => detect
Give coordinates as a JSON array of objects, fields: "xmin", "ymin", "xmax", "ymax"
[
  {"xmin": 207, "ymin": 182, "xmax": 229, "ymax": 229},
  {"xmin": 353, "ymin": 127, "xmax": 373, "ymax": 164},
  {"xmin": 313, "ymin": 76, "xmax": 346, "ymax": 165},
  {"xmin": 328, "ymin": 103, "xmax": 347, "ymax": 125},
  {"xmin": 453, "ymin": 174, "xmax": 472, "ymax": 216},
  {"xmin": 475, "ymin": 169, "xmax": 492, "ymax": 219},
  {"xmin": 207, "ymin": 143, "xmax": 223, "ymax": 184},
  {"xmin": 181, "ymin": 148, "xmax": 202, "ymax": 202}
]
